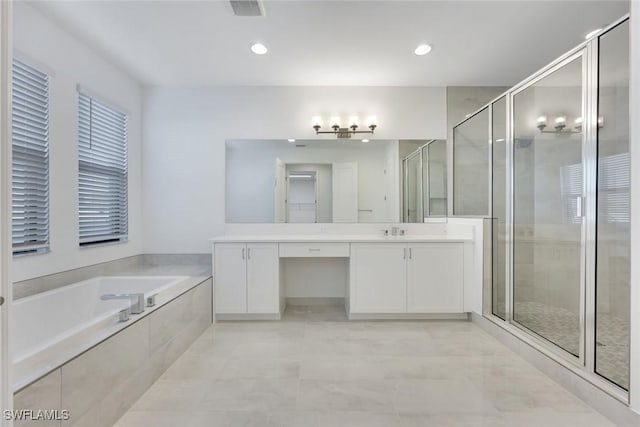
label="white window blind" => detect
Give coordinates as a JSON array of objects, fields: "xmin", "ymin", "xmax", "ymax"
[
  {"xmin": 78, "ymin": 92, "xmax": 128, "ymax": 245},
  {"xmin": 598, "ymin": 152, "xmax": 630, "ymax": 223},
  {"xmin": 12, "ymin": 59, "xmax": 50, "ymax": 254}
]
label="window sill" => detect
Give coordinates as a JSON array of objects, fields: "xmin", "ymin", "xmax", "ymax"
[
  {"xmin": 13, "ymin": 247, "xmax": 50, "ymax": 258},
  {"xmin": 79, "ymin": 238, "xmax": 129, "ymax": 250}
]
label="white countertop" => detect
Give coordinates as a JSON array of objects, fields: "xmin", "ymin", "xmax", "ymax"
[{"xmin": 210, "ymin": 234, "xmax": 472, "ymax": 243}]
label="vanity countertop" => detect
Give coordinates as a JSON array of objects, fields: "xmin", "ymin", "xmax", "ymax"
[{"xmin": 210, "ymin": 234, "xmax": 473, "ymax": 243}]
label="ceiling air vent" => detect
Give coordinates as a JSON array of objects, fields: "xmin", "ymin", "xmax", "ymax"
[{"xmin": 230, "ymin": 0, "xmax": 265, "ymax": 17}]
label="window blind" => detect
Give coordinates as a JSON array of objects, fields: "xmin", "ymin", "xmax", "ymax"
[
  {"xmin": 12, "ymin": 59, "xmax": 50, "ymax": 254},
  {"xmin": 598, "ymin": 152, "xmax": 630, "ymax": 223},
  {"xmin": 78, "ymin": 92, "xmax": 128, "ymax": 245}
]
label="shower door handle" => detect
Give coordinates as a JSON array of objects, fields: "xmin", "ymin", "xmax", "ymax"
[{"xmin": 576, "ymin": 196, "xmax": 585, "ymax": 218}]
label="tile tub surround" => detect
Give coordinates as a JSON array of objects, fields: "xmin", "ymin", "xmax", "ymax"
[
  {"xmin": 115, "ymin": 307, "xmax": 616, "ymax": 427},
  {"xmin": 13, "ymin": 278, "xmax": 212, "ymax": 427},
  {"xmin": 13, "ymin": 254, "xmax": 212, "ymax": 300}
]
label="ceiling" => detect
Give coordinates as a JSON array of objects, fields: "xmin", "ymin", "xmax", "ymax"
[{"xmin": 30, "ymin": 0, "xmax": 629, "ymax": 87}]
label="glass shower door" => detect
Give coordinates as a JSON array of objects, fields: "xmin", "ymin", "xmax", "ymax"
[
  {"xmin": 595, "ymin": 21, "xmax": 630, "ymax": 390},
  {"xmin": 492, "ymin": 97, "xmax": 507, "ymax": 320},
  {"xmin": 512, "ymin": 54, "xmax": 585, "ymax": 357}
]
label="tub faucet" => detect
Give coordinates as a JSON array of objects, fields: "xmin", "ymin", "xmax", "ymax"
[{"xmin": 101, "ymin": 293, "xmax": 145, "ymax": 314}]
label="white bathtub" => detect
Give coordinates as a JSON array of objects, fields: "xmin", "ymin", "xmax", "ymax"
[{"xmin": 13, "ymin": 275, "xmax": 192, "ymax": 391}]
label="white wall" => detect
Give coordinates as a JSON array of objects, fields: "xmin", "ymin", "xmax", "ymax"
[
  {"xmin": 629, "ymin": 0, "xmax": 639, "ymax": 414},
  {"xmin": 12, "ymin": 3, "xmax": 142, "ymax": 282},
  {"xmin": 143, "ymin": 86, "xmax": 446, "ymax": 254}
]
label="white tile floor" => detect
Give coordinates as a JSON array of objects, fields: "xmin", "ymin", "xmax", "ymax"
[{"xmin": 114, "ymin": 305, "xmax": 616, "ymax": 427}]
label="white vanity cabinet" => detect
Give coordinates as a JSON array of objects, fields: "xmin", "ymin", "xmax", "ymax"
[
  {"xmin": 350, "ymin": 242, "xmax": 464, "ymax": 314},
  {"xmin": 213, "ymin": 242, "xmax": 280, "ymax": 315},
  {"xmin": 406, "ymin": 243, "xmax": 464, "ymax": 313},
  {"xmin": 350, "ymin": 243, "xmax": 407, "ymax": 313}
]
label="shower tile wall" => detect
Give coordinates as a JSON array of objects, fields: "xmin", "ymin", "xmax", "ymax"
[{"xmin": 447, "ymin": 86, "xmax": 508, "ymax": 216}]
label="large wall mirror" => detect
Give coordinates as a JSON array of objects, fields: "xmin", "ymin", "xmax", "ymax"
[{"xmin": 226, "ymin": 139, "xmax": 446, "ymax": 223}]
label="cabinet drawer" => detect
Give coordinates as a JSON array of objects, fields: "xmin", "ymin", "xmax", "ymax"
[{"xmin": 279, "ymin": 243, "xmax": 350, "ymax": 258}]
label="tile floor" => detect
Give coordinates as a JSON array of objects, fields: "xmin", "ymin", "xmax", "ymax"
[{"xmin": 114, "ymin": 305, "xmax": 616, "ymax": 427}]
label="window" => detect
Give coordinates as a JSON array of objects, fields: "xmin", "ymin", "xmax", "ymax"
[
  {"xmin": 12, "ymin": 59, "xmax": 50, "ymax": 255},
  {"xmin": 78, "ymin": 92, "xmax": 128, "ymax": 246},
  {"xmin": 560, "ymin": 153, "xmax": 630, "ymax": 225},
  {"xmin": 598, "ymin": 152, "xmax": 630, "ymax": 223}
]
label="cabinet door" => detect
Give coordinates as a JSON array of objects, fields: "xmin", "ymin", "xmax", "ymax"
[
  {"xmin": 214, "ymin": 243, "xmax": 247, "ymax": 313},
  {"xmin": 350, "ymin": 243, "xmax": 407, "ymax": 313},
  {"xmin": 246, "ymin": 243, "xmax": 280, "ymax": 313},
  {"xmin": 407, "ymin": 243, "xmax": 464, "ymax": 313}
]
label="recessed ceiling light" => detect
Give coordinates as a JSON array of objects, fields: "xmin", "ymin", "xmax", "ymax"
[
  {"xmin": 250, "ymin": 43, "xmax": 268, "ymax": 55},
  {"xmin": 361, "ymin": 139, "xmax": 370, "ymax": 143},
  {"xmin": 585, "ymin": 28, "xmax": 602, "ymax": 40},
  {"xmin": 287, "ymin": 138, "xmax": 295, "ymax": 142},
  {"xmin": 414, "ymin": 44, "xmax": 432, "ymax": 56}
]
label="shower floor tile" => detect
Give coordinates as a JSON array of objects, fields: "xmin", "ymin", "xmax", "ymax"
[{"xmin": 114, "ymin": 306, "xmax": 617, "ymax": 427}]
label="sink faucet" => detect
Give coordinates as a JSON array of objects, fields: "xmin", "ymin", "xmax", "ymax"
[{"xmin": 101, "ymin": 293, "xmax": 145, "ymax": 314}]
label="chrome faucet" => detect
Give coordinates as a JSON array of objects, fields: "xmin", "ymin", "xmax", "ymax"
[{"xmin": 101, "ymin": 293, "xmax": 145, "ymax": 314}]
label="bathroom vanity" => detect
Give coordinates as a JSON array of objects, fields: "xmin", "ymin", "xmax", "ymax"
[{"xmin": 211, "ymin": 226, "xmax": 476, "ymax": 320}]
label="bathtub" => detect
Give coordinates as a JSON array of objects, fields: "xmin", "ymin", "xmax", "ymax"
[{"xmin": 13, "ymin": 275, "xmax": 192, "ymax": 391}]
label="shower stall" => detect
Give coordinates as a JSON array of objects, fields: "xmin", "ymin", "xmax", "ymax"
[{"xmin": 453, "ymin": 18, "xmax": 630, "ymax": 399}]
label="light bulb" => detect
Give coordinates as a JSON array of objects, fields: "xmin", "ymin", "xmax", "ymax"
[
  {"xmin": 555, "ymin": 116, "xmax": 566, "ymax": 125},
  {"xmin": 367, "ymin": 116, "xmax": 377, "ymax": 127},
  {"xmin": 349, "ymin": 116, "xmax": 359, "ymax": 127},
  {"xmin": 537, "ymin": 116, "xmax": 547, "ymax": 124},
  {"xmin": 331, "ymin": 116, "xmax": 341, "ymax": 127},
  {"xmin": 311, "ymin": 116, "xmax": 322, "ymax": 127}
]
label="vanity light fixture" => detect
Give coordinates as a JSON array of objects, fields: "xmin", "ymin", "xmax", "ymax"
[
  {"xmin": 536, "ymin": 114, "xmax": 591, "ymax": 134},
  {"xmin": 250, "ymin": 42, "xmax": 268, "ymax": 55},
  {"xmin": 312, "ymin": 115, "xmax": 377, "ymax": 138}
]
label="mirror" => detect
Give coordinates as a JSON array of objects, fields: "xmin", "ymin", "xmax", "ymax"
[
  {"xmin": 402, "ymin": 139, "xmax": 448, "ymax": 223},
  {"xmin": 226, "ymin": 139, "xmax": 446, "ymax": 223}
]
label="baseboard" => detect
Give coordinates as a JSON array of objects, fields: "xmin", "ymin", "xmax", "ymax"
[
  {"xmin": 348, "ymin": 312, "xmax": 469, "ymax": 320},
  {"xmin": 215, "ymin": 313, "xmax": 282, "ymax": 321},
  {"xmin": 286, "ymin": 297, "xmax": 344, "ymax": 306}
]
